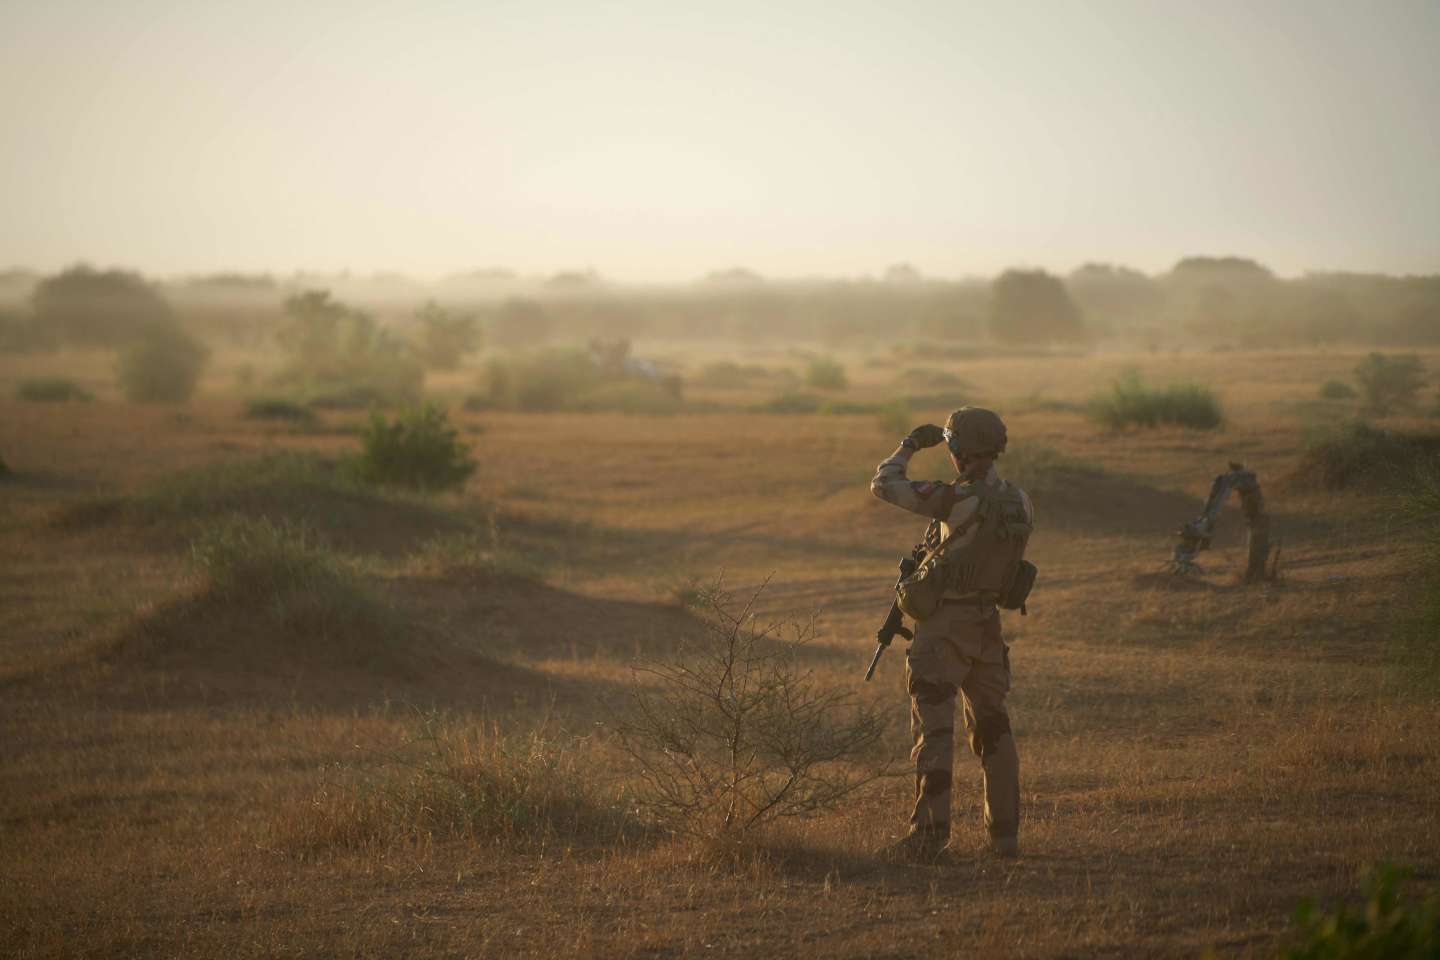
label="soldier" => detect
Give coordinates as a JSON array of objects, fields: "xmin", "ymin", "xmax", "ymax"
[{"xmin": 870, "ymin": 406, "xmax": 1033, "ymax": 860}]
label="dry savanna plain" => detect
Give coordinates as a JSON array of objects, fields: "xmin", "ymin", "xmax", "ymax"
[{"xmin": 2, "ymin": 343, "xmax": 1438, "ymax": 958}]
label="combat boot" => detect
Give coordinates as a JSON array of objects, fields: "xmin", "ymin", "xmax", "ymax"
[{"xmin": 877, "ymin": 823, "xmax": 950, "ymax": 863}]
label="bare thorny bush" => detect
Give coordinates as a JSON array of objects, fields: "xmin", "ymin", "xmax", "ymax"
[{"xmin": 618, "ymin": 579, "xmax": 889, "ymax": 846}]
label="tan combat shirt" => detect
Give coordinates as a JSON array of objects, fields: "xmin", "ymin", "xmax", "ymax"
[{"xmin": 870, "ymin": 445, "xmax": 1035, "ymax": 610}]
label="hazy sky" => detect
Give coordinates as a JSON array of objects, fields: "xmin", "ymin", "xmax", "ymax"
[{"xmin": 2, "ymin": 1, "xmax": 1438, "ymax": 281}]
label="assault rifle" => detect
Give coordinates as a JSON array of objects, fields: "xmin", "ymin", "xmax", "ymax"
[{"xmin": 863, "ymin": 551, "xmax": 920, "ymax": 682}]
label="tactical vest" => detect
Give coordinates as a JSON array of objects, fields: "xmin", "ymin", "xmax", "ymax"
[{"xmin": 940, "ymin": 481, "xmax": 1032, "ymax": 601}]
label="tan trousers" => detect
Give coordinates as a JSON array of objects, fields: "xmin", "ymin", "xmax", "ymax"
[{"xmin": 904, "ymin": 604, "xmax": 1020, "ymax": 839}]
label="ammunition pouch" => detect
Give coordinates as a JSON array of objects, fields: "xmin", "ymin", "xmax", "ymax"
[
  {"xmin": 895, "ymin": 553, "xmax": 951, "ymax": 621},
  {"xmin": 1000, "ymin": 559, "xmax": 1037, "ymax": 614}
]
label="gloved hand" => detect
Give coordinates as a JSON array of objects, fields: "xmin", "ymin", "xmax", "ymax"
[{"xmin": 907, "ymin": 424, "xmax": 946, "ymax": 449}]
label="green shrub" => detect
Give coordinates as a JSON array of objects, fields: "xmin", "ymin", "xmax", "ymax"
[
  {"xmin": 17, "ymin": 377, "xmax": 93, "ymax": 402},
  {"xmin": 190, "ymin": 516, "xmax": 398, "ymax": 644},
  {"xmin": 476, "ymin": 348, "xmax": 599, "ymax": 411},
  {"xmin": 354, "ymin": 404, "xmax": 476, "ymax": 492},
  {"xmin": 1087, "ymin": 370, "xmax": 1222, "ymax": 430},
  {"xmin": 1295, "ymin": 422, "xmax": 1440, "ymax": 490},
  {"xmin": 1281, "ymin": 865, "xmax": 1439, "ymax": 959},
  {"xmin": 999, "ymin": 442, "xmax": 1093, "ymax": 492},
  {"xmin": 243, "ymin": 397, "xmax": 314, "ymax": 423},
  {"xmin": 1354, "ymin": 353, "xmax": 1426, "ymax": 416},
  {"xmin": 804, "ymin": 357, "xmax": 848, "ymax": 391},
  {"xmin": 117, "ymin": 321, "xmax": 209, "ymax": 403},
  {"xmin": 1319, "ymin": 379, "xmax": 1358, "ymax": 400}
]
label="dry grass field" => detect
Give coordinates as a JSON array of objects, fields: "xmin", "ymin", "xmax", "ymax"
[{"xmin": 2, "ymin": 345, "xmax": 1438, "ymax": 958}]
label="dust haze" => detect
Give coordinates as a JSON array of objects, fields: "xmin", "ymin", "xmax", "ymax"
[{"xmin": 3, "ymin": 3, "xmax": 1439, "ymax": 958}]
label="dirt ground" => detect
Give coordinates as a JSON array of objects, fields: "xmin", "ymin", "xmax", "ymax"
[{"xmin": 2, "ymin": 345, "xmax": 1437, "ymax": 958}]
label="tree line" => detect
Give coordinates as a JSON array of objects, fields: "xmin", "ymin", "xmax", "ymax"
[{"xmin": 2, "ymin": 258, "xmax": 1437, "ymax": 352}]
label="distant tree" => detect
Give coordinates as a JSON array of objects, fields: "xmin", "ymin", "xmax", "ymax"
[
  {"xmin": 1354, "ymin": 353, "xmax": 1425, "ymax": 415},
  {"xmin": 31, "ymin": 265, "xmax": 174, "ymax": 347},
  {"xmin": 1182, "ymin": 284, "xmax": 1244, "ymax": 340},
  {"xmin": 702, "ymin": 267, "xmax": 765, "ymax": 286},
  {"xmin": 545, "ymin": 270, "xmax": 602, "ymax": 292},
  {"xmin": 1165, "ymin": 256, "xmax": 1279, "ymax": 341},
  {"xmin": 489, "ymin": 298, "xmax": 553, "ymax": 349},
  {"xmin": 413, "ymin": 301, "xmax": 481, "ymax": 371},
  {"xmin": 1067, "ymin": 263, "xmax": 1162, "ymax": 335},
  {"xmin": 989, "ymin": 269, "xmax": 1085, "ymax": 343},
  {"xmin": 883, "ymin": 263, "xmax": 923, "ymax": 284},
  {"xmin": 1169, "ymin": 256, "xmax": 1275, "ymax": 283},
  {"xmin": 277, "ymin": 290, "xmax": 362, "ymax": 371},
  {"xmin": 275, "ymin": 289, "xmax": 422, "ymax": 406}
]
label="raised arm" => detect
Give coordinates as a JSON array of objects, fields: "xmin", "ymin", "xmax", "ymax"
[{"xmin": 869, "ymin": 425, "xmax": 958, "ymax": 521}]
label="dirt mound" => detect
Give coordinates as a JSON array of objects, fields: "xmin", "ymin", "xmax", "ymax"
[
  {"xmin": 399, "ymin": 570, "xmax": 705, "ymax": 662},
  {"xmin": 81, "ymin": 561, "xmax": 701, "ymax": 713},
  {"xmin": 55, "ymin": 453, "xmax": 464, "ymax": 555},
  {"xmin": 1020, "ymin": 464, "xmax": 1201, "ymax": 536}
]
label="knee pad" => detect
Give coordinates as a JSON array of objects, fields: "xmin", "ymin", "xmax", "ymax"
[{"xmin": 970, "ymin": 712, "xmax": 1012, "ymax": 759}]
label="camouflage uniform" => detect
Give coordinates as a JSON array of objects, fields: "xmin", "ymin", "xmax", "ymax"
[{"xmin": 871, "ymin": 451, "xmax": 1033, "ymax": 849}]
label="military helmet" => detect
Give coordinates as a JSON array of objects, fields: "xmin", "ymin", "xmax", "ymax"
[{"xmin": 944, "ymin": 406, "xmax": 1008, "ymax": 457}]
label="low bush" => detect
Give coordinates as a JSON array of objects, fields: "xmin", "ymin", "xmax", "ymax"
[
  {"xmin": 1087, "ymin": 370, "xmax": 1222, "ymax": 430},
  {"xmin": 475, "ymin": 348, "xmax": 599, "ymax": 411},
  {"xmin": 474, "ymin": 348, "xmax": 683, "ymax": 413},
  {"xmin": 354, "ymin": 404, "xmax": 476, "ymax": 492},
  {"xmin": 1295, "ymin": 422, "xmax": 1440, "ymax": 490},
  {"xmin": 1319, "ymin": 379, "xmax": 1358, "ymax": 400},
  {"xmin": 573, "ymin": 377, "xmax": 683, "ymax": 414},
  {"xmin": 117, "ymin": 321, "xmax": 209, "ymax": 403},
  {"xmin": 758, "ymin": 392, "xmax": 823, "ymax": 414},
  {"xmin": 999, "ymin": 442, "xmax": 1092, "ymax": 492},
  {"xmin": 694, "ymin": 361, "xmax": 773, "ymax": 388},
  {"xmin": 804, "ymin": 357, "xmax": 849, "ymax": 391},
  {"xmin": 243, "ymin": 396, "xmax": 314, "ymax": 422},
  {"xmin": 617, "ymin": 580, "xmax": 887, "ymax": 843},
  {"xmin": 1354, "ymin": 352, "xmax": 1426, "ymax": 416},
  {"xmin": 190, "ymin": 516, "xmax": 397, "ymax": 643},
  {"xmin": 279, "ymin": 717, "xmax": 630, "ymax": 853},
  {"xmin": 1281, "ymin": 865, "xmax": 1439, "ymax": 959},
  {"xmin": 17, "ymin": 377, "xmax": 93, "ymax": 402}
]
